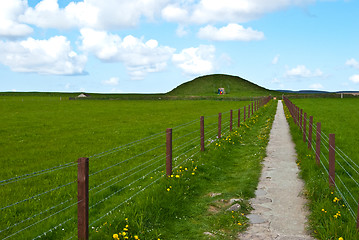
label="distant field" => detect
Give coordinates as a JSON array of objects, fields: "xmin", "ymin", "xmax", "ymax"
[
  {"xmin": 291, "ymin": 98, "xmax": 359, "ymax": 163},
  {"xmin": 0, "ymin": 96, "xmax": 253, "ymax": 239}
]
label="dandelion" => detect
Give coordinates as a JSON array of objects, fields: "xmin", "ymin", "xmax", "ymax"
[
  {"xmin": 338, "ymin": 237, "xmax": 344, "ymax": 240},
  {"xmin": 113, "ymin": 234, "xmax": 119, "ymax": 239},
  {"xmin": 192, "ymin": 172, "xmax": 195, "ymax": 175},
  {"xmin": 122, "ymin": 232, "xmax": 127, "ymax": 236},
  {"xmin": 321, "ymin": 209, "xmax": 325, "ymax": 212},
  {"xmin": 134, "ymin": 236, "xmax": 139, "ymax": 240},
  {"xmin": 123, "ymin": 228, "xmax": 128, "ymax": 231},
  {"xmin": 167, "ymin": 188, "xmax": 170, "ymax": 191},
  {"xmin": 238, "ymin": 222, "xmax": 242, "ymax": 226},
  {"xmin": 175, "ymin": 175, "xmax": 180, "ymax": 178}
]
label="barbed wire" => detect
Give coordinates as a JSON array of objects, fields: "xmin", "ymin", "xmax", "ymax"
[
  {"xmin": 89, "ymin": 162, "xmax": 165, "ymax": 210},
  {"xmin": 91, "ymin": 157, "xmax": 163, "ymax": 197},
  {"xmin": 90, "ymin": 130, "xmax": 165, "ymax": 160},
  {"xmin": 89, "ymin": 167, "xmax": 165, "ymax": 227},
  {"xmin": 172, "ymin": 128, "xmax": 199, "ymax": 143},
  {"xmin": 0, "ymin": 197, "xmax": 74, "ymax": 234},
  {"xmin": 0, "ymin": 162, "xmax": 76, "ymax": 187},
  {"xmin": 89, "ymin": 153, "xmax": 165, "ymax": 193},
  {"xmin": 32, "ymin": 216, "xmax": 74, "ymax": 240},
  {"xmin": 1, "ymin": 179, "xmax": 76, "ymax": 211},
  {"xmin": 3, "ymin": 199, "xmax": 78, "ymax": 240},
  {"xmin": 89, "ymin": 143, "xmax": 165, "ymax": 177},
  {"xmin": 172, "ymin": 118, "xmax": 199, "ymax": 130}
]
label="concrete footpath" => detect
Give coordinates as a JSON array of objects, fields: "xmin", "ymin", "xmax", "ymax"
[{"xmin": 238, "ymin": 100, "xmax": 314, "ymax": 240}]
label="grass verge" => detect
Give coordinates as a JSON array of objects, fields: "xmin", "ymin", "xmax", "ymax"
[{"xmin": 90, "ymin": 100, "xmax": 277, "ymax": 240}]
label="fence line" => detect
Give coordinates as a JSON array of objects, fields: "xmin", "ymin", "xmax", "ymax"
[
  {"xmin": 283, "ymin": 96, "xmax": 359, "ymax": 230},
  {"xmin": 1, "ymin": 96, "xmax": 271, "ymax": 239}
]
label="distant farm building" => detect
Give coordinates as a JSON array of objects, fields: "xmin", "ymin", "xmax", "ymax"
[
  {"xmin": 77, "ymin": 93, "xmax": 91, "ymax": 98},
  {"xmin": 218, "ymin": 88, "xmax": 225, "ymax": 95}
]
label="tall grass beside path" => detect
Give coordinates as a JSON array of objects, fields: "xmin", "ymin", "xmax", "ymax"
[{"xmin": 91, "ymin": 100, "xmax": 277, "ymax": 239}]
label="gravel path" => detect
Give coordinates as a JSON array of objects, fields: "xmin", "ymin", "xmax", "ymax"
[{"xmin": 238, "ymin": 100, "xmax": 314, "ymax": 240}]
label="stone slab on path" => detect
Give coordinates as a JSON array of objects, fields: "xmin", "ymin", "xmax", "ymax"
[{"xmin": 238, "ymin": 100, "xmax": 314, "ymax": 240}]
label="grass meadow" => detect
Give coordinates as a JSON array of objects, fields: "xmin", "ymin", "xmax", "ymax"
[
  {"xmin": 0, "ymin": 96, "xmax": 274, "ymax": 239},
  {"xmin": 284, "ymin": 98, "xmax": 359, "ymax": 240}
]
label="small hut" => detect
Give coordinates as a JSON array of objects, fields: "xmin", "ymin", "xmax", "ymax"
[
  {"xmin": 77, "ymin": 93, "xmax": 91, "ymax": 98},
  {"xmin": 218, "ymin": 88, "xmax": 225, "ymax": 95}
]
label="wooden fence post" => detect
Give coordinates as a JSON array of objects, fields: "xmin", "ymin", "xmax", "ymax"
[
  {"xmin": 78, "ymin": 157, "xmax": 89, "ymax": 240},
  {"xmin": 308, "ymin": 116, "xmax": 313, "ymax": 149},
  {"xmin": 303, "ymin": 112, "xmax": 307, "ymax": 143},
  {"xmin": 329, "ymin": 134, "xmax": 335, "ymax": 188},
  {"xmin": 218, "ymin": 113, "xmax": 222, "ymax": 139},
  {"xmin": 244, "ymin": 106, "xmax": 246, "ymax": 122},
  {"xmin": 316, "ymin": 122, "xmax": 321, "ymax": 166},
  {"xmin": 238, "ymin": 109, "xmax": 240, "ymax": 127},
  {"xmin": 230, "ymin": 110, "xmax": 233, "ymax": 132},
  {"xmin": 166, "ymin": 128, "xmax": 172, "ymax": 176},
  {"xmin": 200, "ymin": 116, "xmax": 204, "ymax": 152},
  {"xmin": 300, "ymin": 109, "xmax": 303, "ymax": 130}
]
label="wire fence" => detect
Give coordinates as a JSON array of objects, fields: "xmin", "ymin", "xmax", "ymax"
[
  {"xmin": 283, "ymin": 96, "xmax": 359, "ymax": 229},
  {"xmin": 0, "ymin": 97, "xmax": 271, "ymax": 239}
]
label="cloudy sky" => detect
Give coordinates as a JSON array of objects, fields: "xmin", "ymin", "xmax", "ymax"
[{"xmin": 0, "ymin": 0, "xmax": 358, "ymax": 93}]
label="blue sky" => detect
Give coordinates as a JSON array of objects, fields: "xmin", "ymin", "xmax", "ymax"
[{"xmin": 0, "ymin": 0, "xmax": 358, "ymax": 93}]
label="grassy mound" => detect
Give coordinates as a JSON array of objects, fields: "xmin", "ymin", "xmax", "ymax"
[{"xmin": 167, "ymin": 74, "xmax": 278, "ymax": 97}]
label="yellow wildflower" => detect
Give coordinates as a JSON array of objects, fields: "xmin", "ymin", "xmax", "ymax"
[
  {"xmin": 113, "ymin": 234, "xmax": 119, "ymax": 239},
  {"xmin": 134, "ymin": 236, "xmax": 139, "ymax": 240}
]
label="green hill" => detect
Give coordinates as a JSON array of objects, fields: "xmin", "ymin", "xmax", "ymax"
[{"xmin": 167, "ymin": 74, "xmax": 278, "ymax": 97}]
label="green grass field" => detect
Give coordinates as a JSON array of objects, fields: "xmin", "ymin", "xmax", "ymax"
[
  {"xmin": 1, "ymin": 96, "xmax": 274, "ymax": 239},
  {"xmin": 284, "ymin": 98, "xmax": 359, "ymax": 240}
]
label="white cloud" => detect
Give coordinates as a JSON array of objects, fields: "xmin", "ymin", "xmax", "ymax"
[
  {"xmin": 80, "ymin": 28, "xmax": 175, "ymax": 80},
  {"xmin": 20, "ymin": 0, "xmax": 168, "ymax": 30},
  {"xmin": 0, "ymin": 0, "xmax": 33, "ymax": 37},
  {"xmin": 0, "ymin": 36, "xmax": 87, "ymax": 75},
  {"xmin": 172, "ymin": 45, "xmax": 215, "ymax": 75},
  {"xmin": 197, "ymin": 23, "xmax": 264, "ymax": 41},
  {"xmin": 309, "ymin": 83, "xmax": 324, "ymax": 89},
  {"xmin": 286, "ymin": 65, "xmax": 323, "ymax": 78},
  {"xmin": 176, "ymin": 25, "xmax": 189, "ymax": 37},
  {"xmin": 345, "ymin": 58, "xmax": 359, "ymax": 69},
  {"xmin": 349, "ymin": 74, "xmax": 359, "ymax": 83},
  {"xmin": 162, "ymin": 0, "xmax": 315, "ymax": 24},
  {"xmin": 103, "ymin": 77, "xmax": 119, "ymax": 86},
  {"xmin": 162, "ymin": 4, "xmax": 189, "ymax": 22},
  {"xmin": 272, "ymin": 54, "xmax": 280, "ymax": 64}
]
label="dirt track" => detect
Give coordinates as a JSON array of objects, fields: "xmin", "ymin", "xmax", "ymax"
[{"xmin": 238, "ymin": 100, "xmax": 314, "ymax": 240}]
